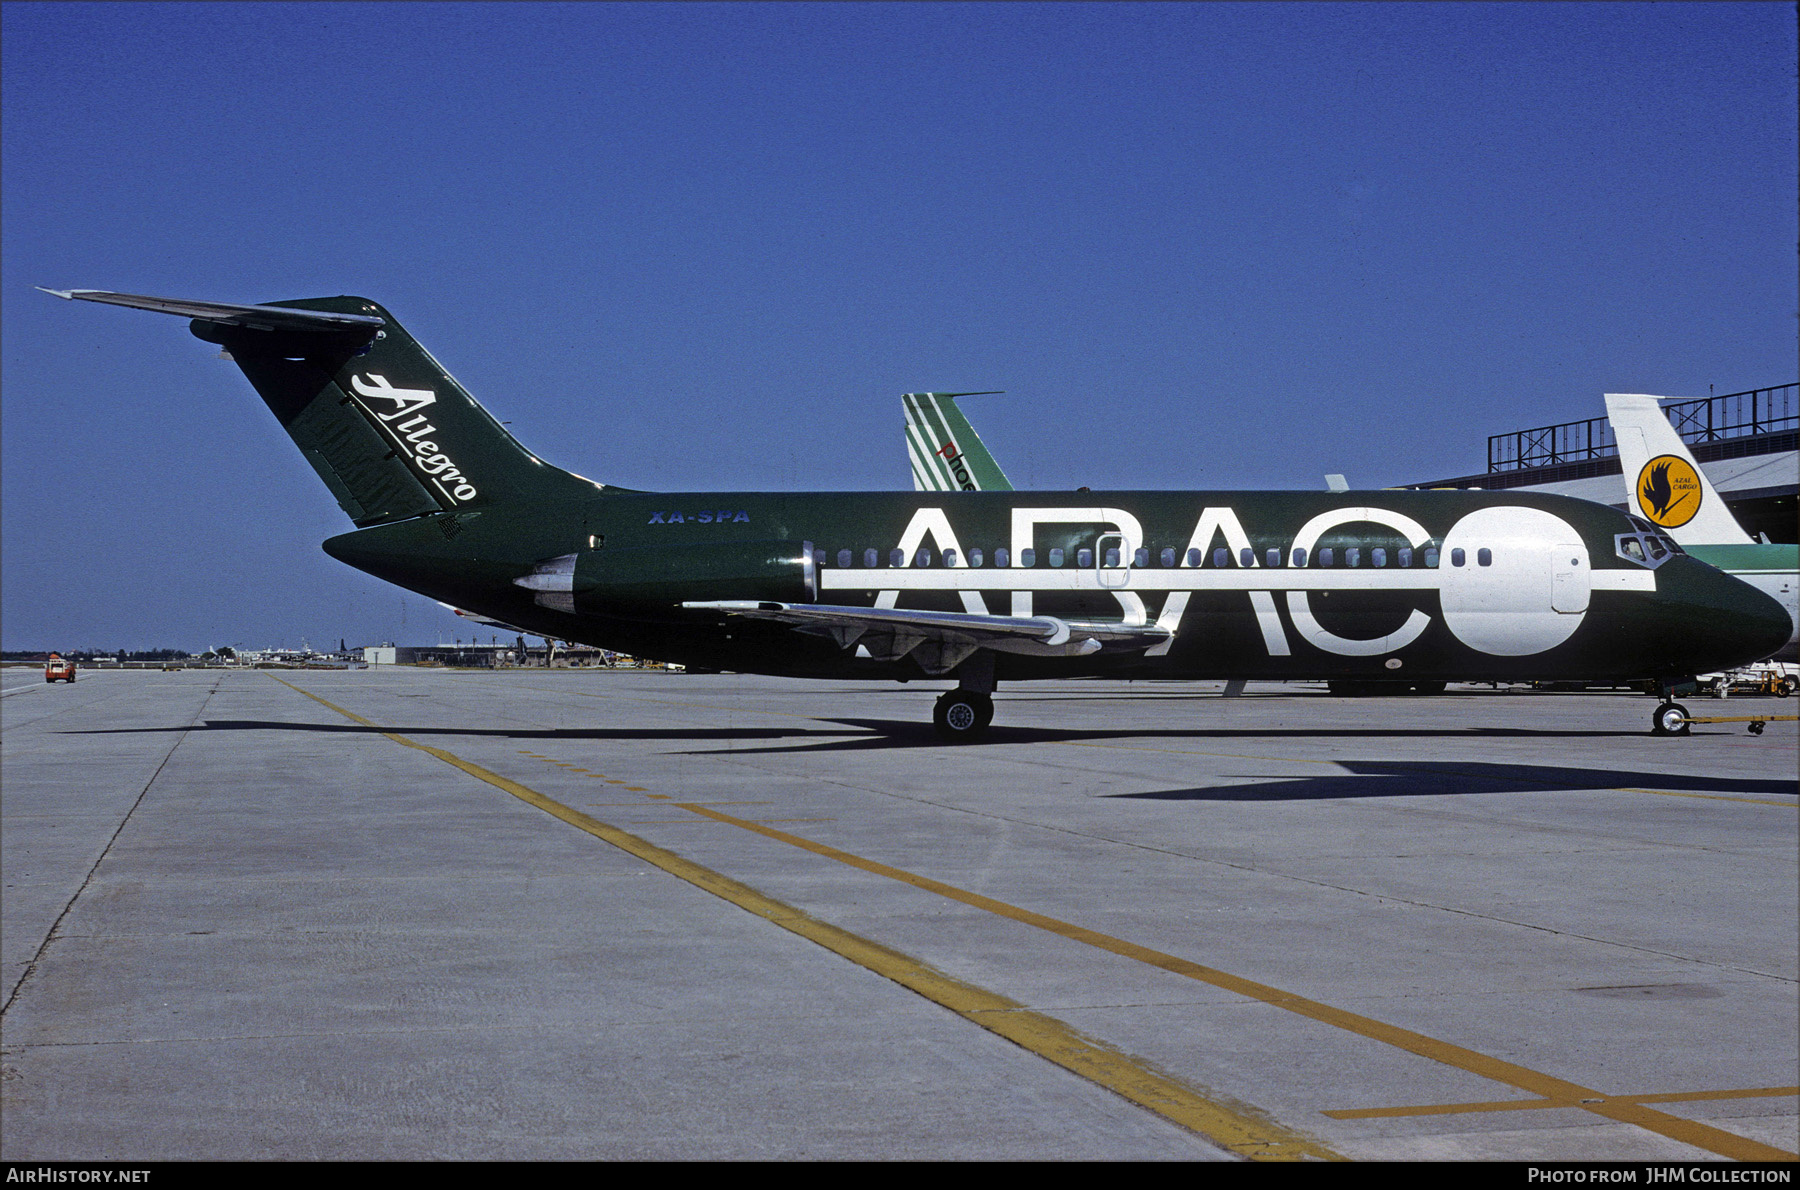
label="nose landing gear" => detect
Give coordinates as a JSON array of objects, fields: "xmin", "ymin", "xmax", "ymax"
[{"xmin": 1651, "ymin": 701, "xmax": 1691, "ymax": 736}]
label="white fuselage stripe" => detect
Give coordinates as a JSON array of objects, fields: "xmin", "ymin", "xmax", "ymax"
[{"xmin": 821, "ymin": 568, "xmax": 1657, "ymax": 593}]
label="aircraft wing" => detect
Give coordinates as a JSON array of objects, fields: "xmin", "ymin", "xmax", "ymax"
[
  {"xmin": 448, "ymin": 605, "xmax": 532, "ymax": 635},
  {"xmin": 36, "ymin": 288, "xmax": 385, "ymax": 334},
  {"xmin": 683, "ymin": 600, "xmax": 1169, "ymax": 675}
]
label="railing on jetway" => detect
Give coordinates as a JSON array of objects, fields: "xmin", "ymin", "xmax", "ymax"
[{"xmin": 1487, "ymin": 383, "xmax": 1798, "ymax": 472}]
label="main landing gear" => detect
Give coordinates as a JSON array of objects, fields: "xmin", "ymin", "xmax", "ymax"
[
  {"xmin": 933, "ymin": 653, "xmax": 996, "ymax": 743},
  {"xmin": 933, "ymin": 688, "xmax": 994, "ymax": 742}
]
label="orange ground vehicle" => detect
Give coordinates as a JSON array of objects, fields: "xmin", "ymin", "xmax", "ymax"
[{"xmin": 44, "ymin": 655, "xmax": 76, "ymax": 683}]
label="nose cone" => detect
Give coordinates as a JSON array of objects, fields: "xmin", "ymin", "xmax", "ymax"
[{"xmin": 1653, "ymin": 557, "xmax": 1793, "ymax": 674}]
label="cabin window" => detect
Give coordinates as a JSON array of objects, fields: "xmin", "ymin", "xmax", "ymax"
[
  {"xmin": 1398, "ymin": 547, "xmax": 1412, "ymax": 567},
  {"xmin": 863, "ymin": 548, "xmax": 877, "ymax": 568},
  {"xmin": 1134, "ymin": 548, "xmax": 1148, "ymax": 568},
  {"xmin": 915, "ymin": 548, "xmax": 933, "ymax": 568},
  {"xmin": 1346, "ymin": 547, "xmax": 1361, "ymax": 568},
  {"xmin": 1424, "ymin": 547, "xmax": 1439, "ymax": 567},
  {"xmin": 1239, "ymin": 547, "xmax": 1255, "ymax": 567},
  {"xmin": 814, "ymin": 548, "xmax": 826, "ymax": 567},
  {"xmin": 1020, "ymin": 548, "xmax": 1035, "ymax": 567},
  {"xmin": 943, "ymin": 549, "xmax": 959, "ymax": 567},
  {"xmin": 837, "ymin": 549, "xmax": 851, "ymax": 568},
  {"xmin": 1078, "ymin": 548, "xmax": 1094, "ymax": 568},
  {"xmin": 1372, "ymin": 547, "xmax": 1387, "ymax": 568},
  {"xmin": 1291, "ymin": 548, "xmax": 1307, "ymax": 567},
  {"xmin": 1161, "ymin": 547, "xmax": 1176, "ymax": 567},
  {"xmin": 1265, "ymin": 548, "xmax": 1280, "ymax": 568},
  {"xmin": 1213, "ymin": 547, "xmax": 1229, "ymax": 568},
  {"xmin": 1318, "ymin": 547, "xmax": 1334, "ymax": 567},
  {"xmin": 969, "ymin": 548, "xmax": 984, "ymax": 567},
  {"xmin": 996, "ymin": 547, "xmax": 1010, "ymax": 568},
  {"xmin": 1187, "ymin": 548, "xmax": 1202, "ymax": 567},
  {"xmin": 1477, "ymin": 548, "xmax": 1492, "ymax": 567},
  {"xmin": 1099, "ymin": 548, "xmax": 1117, "ymax": 568},
  {"xmin": 1451, "ymin": 548, "xmax": 1466, "ymax": 567},
  {"xmin": 890, "ymin": 549, "xmax": 905, "ymax": 568},
  {"xmin": 1049, "ymin": 548, "xmax": 1065, "ymax": 567}
]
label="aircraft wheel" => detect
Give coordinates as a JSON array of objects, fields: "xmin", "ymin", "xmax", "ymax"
[
  {"xmin": 933, "ymin": 690, "xmax": 992, "ymax": 742},
  {"xmin": 1749, "ymin": 720, "xmax": 1766, "ymax": 735},
  {"xmin": 1651, "ymin": 702, "xmax": 1691, "ymax": 736}
]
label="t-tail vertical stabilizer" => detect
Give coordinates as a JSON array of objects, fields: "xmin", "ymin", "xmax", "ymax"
[
  {"xmin": 903, "ymin": 392, "xmax": 1013, "ymax": 492},
  {"xmin": 39, "ymin": 288, "xmax": 601, "ymax": 526}
]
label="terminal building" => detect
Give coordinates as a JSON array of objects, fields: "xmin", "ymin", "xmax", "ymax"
[{"xmin": 1405, "ymin": 383, "xmax": 1796, "ymax": 543}]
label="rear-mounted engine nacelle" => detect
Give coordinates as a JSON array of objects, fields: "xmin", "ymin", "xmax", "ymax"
[{"xmin": 515, "ymin": 540, "xmax": 817, "ymax": 614}]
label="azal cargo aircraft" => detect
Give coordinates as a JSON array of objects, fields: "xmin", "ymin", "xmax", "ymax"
[
  {"xmin": 45, "ymin": 290, "xmax": 1791, "ymax": 739},
  {"xmin": 1604, "ymin": 392, "xmax": 1797, "ymax": 661}
]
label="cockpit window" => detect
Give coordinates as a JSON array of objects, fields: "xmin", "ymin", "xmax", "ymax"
[{"xmin": 1615, "ymin": 531, "xmax": 1672, "ymax": 569}]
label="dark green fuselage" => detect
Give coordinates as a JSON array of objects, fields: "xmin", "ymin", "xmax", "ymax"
[{"xmin": 321, "ymin": 486, "xmax": 1786, "ymax": 685}]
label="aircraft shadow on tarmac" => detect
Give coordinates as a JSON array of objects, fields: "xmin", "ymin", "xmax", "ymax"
[
  {"xmin": 684, "ymin": 717, "xmax": 1656, "ymax": 756},
  {"xmin": 60, "ymin": 716, "xmax": 1766, "ymax": 756},
  {"xmin": 1107, "ymin": 759, "xmax": 1798, "ymax": 802},
  {"xmin": 59, "ymin": 719, "xmax": 816, "ymax": 743},
  {"xmin": 56, "ymin": 721, "xmax": 1794, "ymax": 802}
]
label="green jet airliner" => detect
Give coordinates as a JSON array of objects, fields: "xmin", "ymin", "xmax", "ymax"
[{"xmin": 44, "ymin": 289, "xmax": 1792, "ymax": 739}]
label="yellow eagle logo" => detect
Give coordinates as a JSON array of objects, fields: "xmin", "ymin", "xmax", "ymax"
[{"xmin": 1635, "ymin": 455, "xmax": 1702, "ymax": 528}]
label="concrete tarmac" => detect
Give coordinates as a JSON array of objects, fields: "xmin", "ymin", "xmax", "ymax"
[{"xmin": 2, "ymin": 667, "xmax": 1795, "ymax": 1161}]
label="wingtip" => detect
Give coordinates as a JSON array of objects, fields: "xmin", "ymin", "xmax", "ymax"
[{"xmin": 36, "ymin": 286, "xmax": 77, "ymax": 300}]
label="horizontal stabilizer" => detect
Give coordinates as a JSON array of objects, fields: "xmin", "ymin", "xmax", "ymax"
[{"xmin": 37, "ymin": 288, "xmax": 385, "ymax": 335}]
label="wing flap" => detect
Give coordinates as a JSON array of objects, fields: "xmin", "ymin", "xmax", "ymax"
[{"xmin": 683, "ymin": 601, "xmax": 1171, "ymax": 674}]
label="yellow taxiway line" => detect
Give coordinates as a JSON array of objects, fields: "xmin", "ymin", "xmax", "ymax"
[
  {"xmin": 275, "ymin": 675, "xmax": 1795, "ymax": 1162},
  {"xmin": 272, "ymin": 675, "xmax": 1337, "ymax": 1161}
]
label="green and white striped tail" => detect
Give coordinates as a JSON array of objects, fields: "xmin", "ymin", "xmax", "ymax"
[{"xmin": 902, "ymin": 392, "xmax": 1014, "ymax": 492}]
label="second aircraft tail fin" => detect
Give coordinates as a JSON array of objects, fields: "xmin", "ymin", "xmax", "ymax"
[
  {"xmin": 1604, "ymin": 392, "xmax": 1753, "ymax": 545},
  {"xmin": 903, "ymin": 391, "xmax": 1013, "ymax": 492}
]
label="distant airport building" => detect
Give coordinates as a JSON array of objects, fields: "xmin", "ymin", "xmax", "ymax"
[
  {"xmin": 362, "ymin": 643, "xmax": 658, "ymax": 668},
  {"xmin": 1405, "ymin": 383, "xmax": 1796, "ymax": 543}
]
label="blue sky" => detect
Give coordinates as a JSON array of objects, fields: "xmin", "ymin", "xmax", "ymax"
[{"xmin": 4, "ymin": 2, "xmax": 1794, "ymax": 652}]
